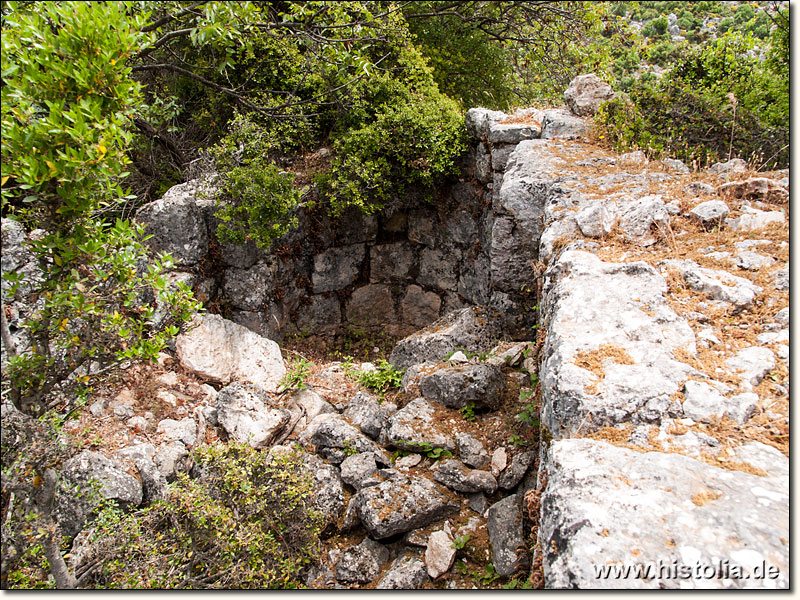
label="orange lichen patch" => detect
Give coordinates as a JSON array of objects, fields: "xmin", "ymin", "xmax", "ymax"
[{"xmin": 692, "ymin": 490, "xmax": 723, "ymax": 506}]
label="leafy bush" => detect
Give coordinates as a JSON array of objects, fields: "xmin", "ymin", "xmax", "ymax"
[
  {"xmin": 320, "ymin": 46, "xmax": 466, "ymax": 215},
  {"xmin": 86, "ymin": 443, "xmax": 323, "ymax": 589},
  {"xmin": 596, "ymin": 32, "xmax": 788, "ymax": 169},
  {"xmin": 1, "ymin": 1, "xmax": 199, "ymax": 414}
]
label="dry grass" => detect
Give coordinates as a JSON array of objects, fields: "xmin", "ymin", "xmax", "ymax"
[{"xmin": 692, "ymin": 490, "xmax": 723, "ymax": 506}]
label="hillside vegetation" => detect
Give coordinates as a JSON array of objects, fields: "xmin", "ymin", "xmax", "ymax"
[{"xmin": 0, "ymin": 0, "xmax": 790, "ymax": 590}]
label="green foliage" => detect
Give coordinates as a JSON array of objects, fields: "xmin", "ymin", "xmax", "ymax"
[
  {"xmin": 278, "ymin": 357, "xmax": 314, "ymax": 393},
  {"xmin": 356, "ymin": 359, "xmax": 404, "ymax": 396},
  {"xmin": 460, "ymin": 402, "xmax": 477, "ymax": 423},
  {"xmin": 451, "ymin": 534, "xmax": 471, "ymax": 551},
  {"xmin": 502, "ymin": 577, "xmax": 535, "ymax": 589},
  {"xmin": 516, "ymin": 389, "xmax": 540, "ymax": 429},
  {"xmin": 473, "ymin": 563, "xmax": 500, "ymax": 586},
  {"xmin": 87, "ymin": 443, "xmax": 323, "ymax": 589},
  {"xmin": 320, "ymin": 49, "xmax": 466, "ymax": 215},
  {"xmin": 596, "ymin": 31, "xmax": 788, "ymax": 169},
  {"xmin": 415, "ymin": 442, "xmax": 452, "ymax": 461},
  {"xmin": 1, "ymin": 2, "xmax": 199, "ymax": 414},
  {"xmin": 210, "ymin": 114, "xmax": 309, "ymax": 251}
]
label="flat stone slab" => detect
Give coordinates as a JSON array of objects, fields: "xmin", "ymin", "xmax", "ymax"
[
  {"xmin": 539, "ymin": 251, "xmax": 697, "ymax": 438},
  {"xmin": 539, "ymin": 438, "xmax": 788, "ymax": 589}
]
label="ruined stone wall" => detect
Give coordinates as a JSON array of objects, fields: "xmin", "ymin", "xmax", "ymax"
[{"xmin": 134, "ymin": 107, "xmax": 583, "ymax": 343}]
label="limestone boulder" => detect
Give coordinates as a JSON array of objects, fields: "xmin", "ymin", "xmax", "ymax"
[
  {"xmin": 216, "ymin": 382, "xmax": 290, "ymax": 449},
  {"xmin": 135, "ymin": 179, "xmax": 212, "ymax": 266},
  {"xmin": 176, "ymin": 313, "xmax": 286, "ymax": 392},
  {"xmin": 419, "ymin": 364, "xmax": 504, "ymax": 410},
  {"xmin": 564, "ymin": 74, "xmax": 615, "ymax": 117},
  {"xmin": 389, "ymin": 306, "xmax": 501, "ymax": 369},
  {"xmin": 539, "ymin": 438, "xmax": 788, "ymax": 589},
  {"xmin": 354, "ymin": 475, "xmax": 459, "ymax": 539}
]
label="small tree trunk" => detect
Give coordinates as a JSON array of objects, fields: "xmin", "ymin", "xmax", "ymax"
[{"xmin": 37, "ymin": 469, "xmax": 78, "ymax": 589}]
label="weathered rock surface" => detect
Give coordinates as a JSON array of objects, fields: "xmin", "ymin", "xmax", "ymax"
[
  {"xmin": 376, "ymin": 555, "xmax": 430, "ymax": 589},
  {"xmin": 487, "ymin": 493, "xmax": 528, "ymax": 577},
  {"xmin": 540, "ymin": 438, "xmax": 788, "ymax": 589},
  {"xmin": 156, "ymin": 417, "xmax": 198, "ymax": 447},
  {"xmin": 312, "ymin": 244, "xmax": 365, "ymax": 293},
  {"xmin": 344, "ymin": 391, "xmax": 396, "ymax": 440},
  {"xmin": 564, "ymin": 74, "xmax": 614, "ymax": 117},
  {"xmin": 426, "ymin": 528, "xmax": 457, "ymax": 578},
  {"xmin": 216, "ymin": 382, "xmax": 291, "ymax": 449},
  {"xmin": 419, "ymin": 364, "xmax": 504, "ymax": 410},
  {"xmin": 498, "ymin": 451, "xmax": 535, "ymax": 490},
  {"xmin": 540, "ymin": 251, "xmax": 696, "ymax": 438},
  {"xmin": 718, "ymin": 177, "xmax": 789, "ymax": 204},
  {"xmin": 354, "ymin": 475, "xmax": 459, "ymax": 539},
  {"xmin": 456, "ymin": 433, "xmax": 490, "ymax": 469},
  {"xmin": 304, "ymin": 413, "xmax": 387, "ymax": 462},
  {"xmin": 135, "ymin": 179, "xmax": 211, "ymax": 265},
  {"xmin": 662, "ymin": 259, "xmax": 762, "ymax": 311},
  {"xmin": 334, "ymin": 538, "xmax": 390, "ymax": 583},
  {"xmin": 389, "ymin": 307, "xmax": 501, "ymax": 369},
  {"xmin": 541, "ymin": 109, "xmax": 588, "ymax": 139},
  {"xmin": 385, "ymin": 398, "xmax": 457, "ymax": 453},
  {"xmin": 176, "ymin": 314, "xmax": 286, "ymax": 392},
  {"xmin": 340, "ymin": 452, "xmax": 380, "ymax": 490},
  {"xmin": 433, "ymin": 459, "xmax": 497, "ymax": 494},
  {"xmin": 55, "ymin": 451, "xmax": 143, "ymax": 539},
  {"xmin": 690, "ymin": 200, "xmax": 730, "ymax": 225}
]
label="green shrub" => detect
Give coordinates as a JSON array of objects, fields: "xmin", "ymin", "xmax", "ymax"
[
  {"xmin": 87, "ymin": 443, "xmax": 323, "ymax": 589},
  {"xmin": 1, "ymin": 1, "xmax": 199, "ymax": 414},
  {"xmin": 320, "ymin": 51, "xmax": 466, "ymax": 215},
  {"xmin": 356, "ymin": 359, "xmax": 405, "ymax": 396},
  {"xmin": 596, "ymin": 32, "xmax": 788, "ymax": 169}
]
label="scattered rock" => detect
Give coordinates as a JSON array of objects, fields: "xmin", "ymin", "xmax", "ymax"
[
  {"xmin": 156, "ymin": 417, "xmax": 197, "ymax": 447},
  {"xmin": 425, "ymin": 528, "xmax": 457, "ymax": 579},
  {"xmin": 456, "ymin": 433, "xmax": 490, "ymax": 469},
  {"xmin": 344, "ymin": 391, "xmax": 396, "ymax": 440},
  {"xmin": 176, "ymin": 313, "xmax": 286, "ymax": 392},
  {"xmin": 563, "ymin": 74, "xmax": 614, "ymax": 117},
  {"xmin": 725, "ymin": 347, "xmax": 776, "ymax": 389},
  {"xmin": 689, "ymin": 200, "xmax": 730, "ymax": 225},
  {"xmin": 433, "ymin": 459, "xmax": 498, "ymax": 494},
  {"xmin": 660, "ymin": 158, "xmax": 690, "ymax": 174},
  {"xmin": 663, "ymin": 259, "xmax": 762, "ymax": 311},
  {"xmin": 774, "ymin": 307, "xmax": 789, "ymax": 325},
  {"xmin": 486, "ymin": 494, "xmax": 528, "ymax": 577},
  {"xmin": 718, "ymin": 177, "xmax": 789, "ymax": 204},
  {"xmin": 376, "ymin": 555, "xmax": 430, "ymax": 589},
  {"xmin": 726, "ymin": 208, "xmax": 785, "ymax": 232},
  {"xmin": 340, "ymin": 452, "xmax": 381, "ymax": 490},
  {"xmin": 498, "ymin": 451, "xmax": 535, "ymax": 490},
  {"xmin": 216, "ymin": 382, "xmax": 291, "ymax": 449},
  {"xmin": 419, "ymin": 364, "xmax": 504, "ymax": 410},
  {"xmin": 354, "ymin": 475, "xmax": 459, "ymax": 539},
  {"xmin": 55, "ymin": 451, "xmax": 143, "ymax": 540},
  {"xmin": 334, "ymin": 538, "xmax": 390, "ymax": 584},
  {"xmin": 385, "ymin": 398, "xmax": 457, "ymax": 453},
  {"xmin": 619, "ymin": 195, "xmax": 669, "ymax": 246},
  {"xmin": 771, "ymin": 266, "xmax": 788, "ymax": 291}
]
